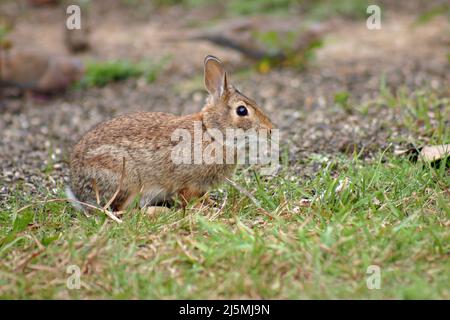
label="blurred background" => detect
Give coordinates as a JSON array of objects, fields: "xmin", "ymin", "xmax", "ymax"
[{"xmin": 0, "ymin": 0, "xmax": 449, "ymax": 197}]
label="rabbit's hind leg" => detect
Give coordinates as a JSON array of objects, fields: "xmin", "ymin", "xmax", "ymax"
[{"xmin": 70, "ymin": 168, "xmax": 133, "ymax": 212}]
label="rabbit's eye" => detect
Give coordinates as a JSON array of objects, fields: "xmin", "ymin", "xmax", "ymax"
[{"xmin": 236, "ymin": 105, "xmax": 248, "ymax": 117}]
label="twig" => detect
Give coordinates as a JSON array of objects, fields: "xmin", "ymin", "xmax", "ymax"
[
  {"xmin": 176, "ymin": 238, "xmax": 201, "ymax": 263},
  {"xmin": 103, "ymin": 157, "xmax": 126, "ymax": 211},
  {"xmin": 16, "ymin": 198, "xmax": 122, "ymax": 223},
  {"xmin": 92, "ymin": 179, "xmax": 101, "ymax": 206},
  {"xmin": 15, "ymin": 249, "xmax": 45, "ymax": 272}
]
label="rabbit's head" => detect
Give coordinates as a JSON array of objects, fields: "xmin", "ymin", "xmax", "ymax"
[{"xmin": 201, "ymin": 55, "xmax": 274, "ymax": 134}]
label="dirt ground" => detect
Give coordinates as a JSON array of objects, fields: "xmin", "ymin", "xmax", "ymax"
[{"xmin": 0, "ymin": 1, "xmax": 449, "ymax": 206}]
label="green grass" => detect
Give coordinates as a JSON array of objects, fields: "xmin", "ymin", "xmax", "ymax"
[
  {"xmin": 78, "ymin": 57, "xmax": 170, "ymax": 88},
  {"xmin": 373, "ymin": 85, "xmax": 449, "ymax": 146},
  {"xmin": 149, "ymin": 0, "xmax": 369, "ymax": 18},
  {"xmin": 0, "ymin": 154, "xmax": 448, "ymax": 299},
  {"xmin": 0, "ymin": 21, "xmax": 12, "ymax": 49},
  {"xmin": 226, "ymin": 0, "xmax": 294, "ymax": 16},
  {"xmin": 415, "ymin": 3, "xmax": 450, "ymax": 25},
  {"xmin": 0, "ymin": 87, "xmax": 449, "ymax": 299},
  {"xmin": 334, "ymin": 91, "xmax": 351, "ymax": 113},
  {"xmin": 151, "ymin": 0, "xmax": 294, "ymax": 15},
  {"xmin": 302, "ymin": 0, "xmax": 370, "ymax": 21},
  {"xmin": 253, "ymin": 29, "xmax": 324, "ymax": 72}
]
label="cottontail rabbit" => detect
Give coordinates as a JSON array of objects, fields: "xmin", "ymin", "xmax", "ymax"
[{"xmin": 67, "ymin": 55, "xmax": 274, "ymax": 212}]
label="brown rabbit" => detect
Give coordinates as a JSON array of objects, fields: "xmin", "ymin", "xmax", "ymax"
[
  {"xmin": 67, "ymin": 55, "xmax": 274, "ymax": 212},
  {"xmin": 0, "ymin": 49, "xmax": 84, "ymax": 94}
]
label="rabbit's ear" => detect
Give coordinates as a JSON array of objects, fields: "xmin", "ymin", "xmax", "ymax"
[{"xmin": 204, "ymin": 55, "xmax": 227, "ymax": 102}]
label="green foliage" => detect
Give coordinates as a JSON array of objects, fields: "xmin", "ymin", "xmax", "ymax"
[
  {"xmin": 228, "ymin": 0, "xmax": 371, "ymax": 19},
  {"xmin": 334, "ymin": 91, "xmax": 351, "ymax": 112},
  {"xmin": 0, "ymin": 23, "xmax": 12, "ymax": 48},
  {"xmin": 415, "ymin": 3, "xmax": 450, "ymax": 25},
  {"xmin": 373, "ymin": 85, "xmax": 450, "ymax": 145},
  {"xmin": 80, "ymin": 60, "xmax": 143, "ymax": 87},
  {"xmin": 334, "ymin": 91, "xmax": 350, "ymax": 106},
  {"xmin": 152, "ymin": 0, "xmax": 294, "ymax": 14},
  {"xmin": 303, "ymin": 0, "xmax": 369, "ymax": 20},
  {"xmin": 254, "ymin": 29, "xmax": 323, "ymax": 72},
  {"xmin": 126, "ymin": 0, "xmax": 374, "ymax": 20},
  {"xmin": 228, "ymin": 0, "xmax": 294, "ymax": 15},
  {"xmin": 256, "ymin": 30, "xmax": 297, "ymax": 53},
  {"xmin": 79, "ymin": 57, "xmax": 170, "ymax": 88},
  {"xmin": 0, "ymin": 26, "xmax": 9, "ymax": 42}
]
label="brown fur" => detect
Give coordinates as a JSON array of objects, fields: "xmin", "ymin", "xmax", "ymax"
[
  {"xmin": 68, "ymin": 55, "xmax": 274, "ymax": 211},
  {"xmin": 0, "ymin": 49, "xmax": 84, "ymax": 94}
]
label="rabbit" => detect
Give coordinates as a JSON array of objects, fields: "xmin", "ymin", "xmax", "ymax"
[
  {"xmin": 1, "ymin": 49, "xmax": 84, "ymax": 94},
  {"xmin": 67, "ymin": 55, "xmax": 274, "ymax": 212}
]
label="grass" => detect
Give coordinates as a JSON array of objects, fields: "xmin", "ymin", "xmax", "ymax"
[
  {"xmin": 373, "ymin": 84, "xmax": 449, "ymax": 146},
  {"xmin": 0, "ymin": 21, "xmax": 12, "ymax": 49},
  {"xmin": 78, "ymin": 57, "xmax": 170, "ymax": 88},
  {"xmin": 150, "ymin": 0, "xmax": 369, "ymax": 19},
  {"xmin": 0, "ymin": 154, "xmax": 448, "ymax": 299},
  {"xmin": 334, "ymin": 91, "xmax": 351, "ymax": 113},
  {"xmin": 0, "ymin": 87, "xmax": 449, "ymax": 299},
  {"xmin": 226, "ymin": 0, "xmax": 294, "ymax": 16},
  {"xmin": 254, "ymin": 29, "xmax": 324, "ymax": 72},
  {"xmin": 415, "ymin": 3, "xmax": 450, "ymax": 25},
  {"xmin": 301, "ymin": 0, "xmax": 370, "ymax": 21},
  {"xmin": 150, "ymin": 0, "xmax": 294, "ymax": 15}
]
